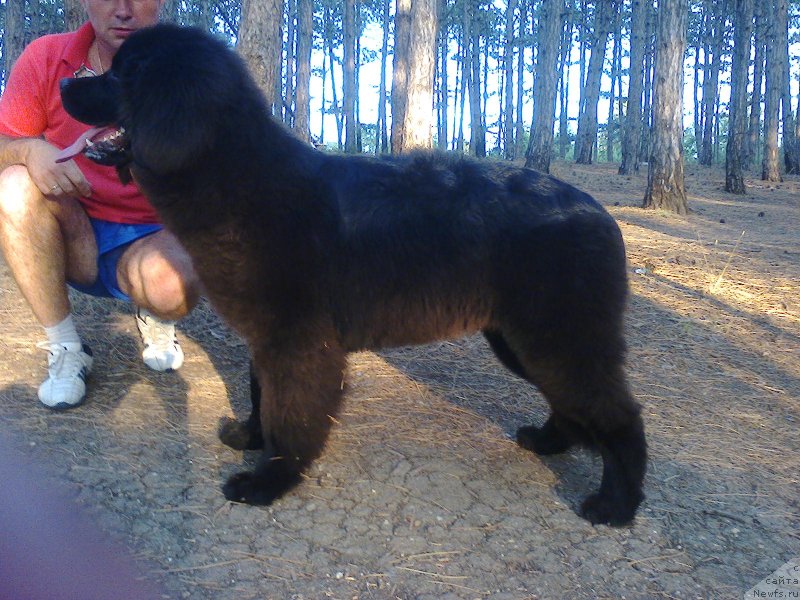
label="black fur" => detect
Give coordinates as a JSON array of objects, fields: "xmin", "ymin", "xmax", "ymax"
[{"xmin": 60, "ymin": 25, "xmax": 646, "ymax": 526}]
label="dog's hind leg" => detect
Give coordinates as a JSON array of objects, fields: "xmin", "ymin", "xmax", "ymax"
[
  {"xmin": 219, "ymin": 361, "xmax": 265, "ymax": 450},
  {"xmin": 526, "ymin": 357, "xmax": 645, "ymax": 526},
  {"xmin": 490, "ymin": 330, "xmax": 646, "ymax": 526},
  {"xmin": 222, "ymin": 341, "xmax": 347, "ymax": 505},
  {"xmin": 485, "ymin": 330, "xmax": 577, "ymax": 454}
]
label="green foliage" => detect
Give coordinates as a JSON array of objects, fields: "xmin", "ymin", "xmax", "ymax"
[{"xmin": 683, "ymin": 128, "xmax": 699, "ymax": 163}]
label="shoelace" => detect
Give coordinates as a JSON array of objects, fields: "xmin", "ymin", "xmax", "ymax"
[
  {"xmin": 36, "ymin": 342, "xmax": 85, "ymax": 374},
  {"xmin": 138, "ymin": 314, "xmax": 177, "ymax": 347}
]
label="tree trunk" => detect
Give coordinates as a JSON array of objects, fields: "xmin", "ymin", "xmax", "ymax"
[
  {"xmin": 699, "ymin": 0, "xmax": 724, "ymax": 165},
  {"xmin": 455, "ymin": 23, "xmax": 467, "ymax": 153},
  {"xmin": 161, "ymin": 0, "xmax": 180, "ymax": 23},
  {"xmin": 526, "ymin": 0, "xmax": 563, "ymax": 173},
  {"xmin": 3, "ymin": 0, "xmax": 26, "ymax": 83},
  {"xmin": 377, "ymin": 0, "xmax": 391, "ymax": 153},
  {"xmin": 467, "ymin": 0, "xmax": 485, "ymax": 157},
  {"xmin": 63, "ymin": 0, "xmax": 85, "ymax": 31},
  {"xmin": 778, "ymin": 0, "xmax": 798, "ymax": 173},
  {"xmin": 606, "ymin": 5, "xmax": 621, "ymax": 162},
  {"xmin": 502, "ymin": 0, "xmax": 517, "ymax": 159},
  {"xmin": 238, "ymin": 0, "xmax": 284, "ymax": 114},
  {"xmin": 725, "ymin": 0, "xmax": 753, "ymax": 194},
  {"xmin": 355, "ymin": 5, "xmax": 363, "ymax": 152},
  {"xmin": 575, "ymin": 0, "xmax": 619, "ymax": 164},
  {"xmin": 761, "ymin": 0, "xmax": 782, "ymax": 182},
  {"xmin": 745, "ymin": 0, "xmax": 765, "ymax": 168},
  {"xmin": 514, "ymin": 0, "xmax": 529, "ymax": 160},
  {"xmin": 284, "ymin": 0, "xmax": 297, "ymax": 124},
  {"xmin": 643, "ymin": 0, "xmax": 688, "ymax": 214},
  {"xmin": 391, "ymin": 0, "xmax": 438, "ymax": 153},
  {"xmin": 328, "ymin": 44, "xmax": 343, "ymax": 149},
  {"xmin": 320, "ymin": 46, "xmax": 327, "ymax": 143},
  {"xmin": 391, "ymin": 0, "xmax": 411, "ymax": 152},
  {"xmin": 436, "ymin": 0, "xmax": 449, "ymax": 151},
  {"xmin": 294, "ymin": 0, "xmax": 313, "ymax": 143},
  {"xmin": 692, "ymin": 41, "xmax": 701, "ymax": 154},
  {"xmin": 619, "ymin": 0, "xmax": 648, "ymax": 174},
  {"xmin": 343, "ymin": 0, "xmax": 358, "ymax": 152},
  {"xmin": 558, "ymin": 6, "xmax": 573, "ymax": 159},
  {"xmin": 639, "ymin": 3, "xmax": 655, "ymax": 164}
]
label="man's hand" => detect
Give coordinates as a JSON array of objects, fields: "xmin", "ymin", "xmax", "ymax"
[{"xmin": 23, "ymin": 138, "xmax": 92, "ymax": 199}]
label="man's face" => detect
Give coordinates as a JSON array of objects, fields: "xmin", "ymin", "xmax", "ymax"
[{"xmin": 81, "ymin": 0, "xmax": 164, "ymax": 54}]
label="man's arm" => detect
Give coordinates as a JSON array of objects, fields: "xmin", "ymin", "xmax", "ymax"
[{"xmin": 0, "ymin": 133, "xmax": 91, "ymax": 198}]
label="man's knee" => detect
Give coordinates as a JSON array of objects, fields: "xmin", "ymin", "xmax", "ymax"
[
  {"xmin": 122, "ymin": 245, "xmax": 200, "ymax": 319},
  {"xmin": 0, "ymin": 165, "xmax": 39, "ymax": 220}
]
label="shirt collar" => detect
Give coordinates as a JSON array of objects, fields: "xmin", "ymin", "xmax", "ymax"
[{"xmin": 61, "ymin": 22, "xmax": 96, "ymax": 72}]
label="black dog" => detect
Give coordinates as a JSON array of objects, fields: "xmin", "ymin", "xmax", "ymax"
[{"xmin": 59, "ymin": 25, "xmax": 646, "ymax": 526}]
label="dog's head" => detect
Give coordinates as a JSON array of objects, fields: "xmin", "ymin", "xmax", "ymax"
[{"xmin": 59, "ymin": 25, "xmax": 248, "ymax": 184}]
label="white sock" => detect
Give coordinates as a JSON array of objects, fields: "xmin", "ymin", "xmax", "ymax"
[{"xmin": 44, "ymin": 315, "xmax": 82, "ymax": 350}]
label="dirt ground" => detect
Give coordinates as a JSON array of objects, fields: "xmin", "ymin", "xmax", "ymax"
[{"xmin": 0, "ymin": 160, "xmax": 798, "ymax": 599}]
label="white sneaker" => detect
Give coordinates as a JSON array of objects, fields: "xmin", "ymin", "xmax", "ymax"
[
  {"xmin": 136, "ymin": 308, "xmax": 184, "ymax": 372},
  {"xmin": 37, "ymin": 342, "xmax": 94, "ymax": 410}
]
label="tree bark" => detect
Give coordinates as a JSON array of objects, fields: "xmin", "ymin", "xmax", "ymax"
[
  {"xmin": 294, "ymin": 0, "xmax": 313, "ymax": 143},
  {"xmin": 725, "ymin": 0, "xmax": 753, "ymax": 194},
  {"xmin": 778, "ymin": 0, "xmax": 798, "ymax": 173},
  {"xmin": 284, "ymin": 0, "xmax": 297, "ymax": 124},
  {"xmin": 3, "ymin": 0, "xmax": 26, "ymax": 83},
  {"xmin": 638, "ymin": 3, "xmax": 655, "ymax": 164},
  {"xmin": 514, "ymin": 0, "xmax": 528, "ymax": 160},
  {"xmin": 744, "ymin": 0, "xmax": 765, "ymax": 168},
  {"xmin": 238, "ymin": 0, "xmax": 284, "ymax": 114},
  {"xmin": 468, "ymin": 0, "xmax": 485, "ymax": 157},
  {"xmin": 343, "ymin": 0, "xmax": 358, "ymax": 152},
  {"xmin": 761, "ymin": 0, "xmax": 782, "ymax": 182},
  {"xmin": 391, "ymin": 0, "xmax": 438, "ymax": 153},
  {"xmin": 502, "ymin": 0, "xmax": 517, "ymax": 159},
  {"xmin": 377, "ymin": 0, "xmax": 391, "ymax": 153},
  {"xmin": 436, "ymin": 0, "xmax": 449, "ymax": 151},
  {"xmin": 575, "ymin": 0, "xmax": 619, "ymax": 164},
  {"xmin": 160, "ymin": 0, "xmax": 180, "ymax": 23},
  {"xmin": 64, "ymin": 0, "xmax": 85, "ymax": 31},
  {"xmin": 391, "ymin": 0, "xmax": 411, "ymax": 151},
  {"xmin": 558, "ymin": 6, "xmax": 573, "ymax": 159},
  {"xmin": 643, "ymin": 0, "xmax": 688, "ymax": 215},
  {"xmin": 619, "ymin": 0, "xmax": 649, "ymax": 175},
  {"xmin": 454, "ymin": 16, "xmax": 467, "ymax": 153},
  {"xmin": 698, "ymin": 0, "xmax": 724, "ymax": 165},
  {"xmin": 525, "ymin": 0, "xmax": 563, "ymax": 173}
]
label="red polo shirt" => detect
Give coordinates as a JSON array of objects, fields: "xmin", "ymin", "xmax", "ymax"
[{"xmin": 0, "ymin": 22, "xmax": 158, "ymax": 224}]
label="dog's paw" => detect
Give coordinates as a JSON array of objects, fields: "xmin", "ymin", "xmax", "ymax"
[
  {"xmin": 218, "ymin": 416, "xmax": 264, "ymax": 450},
  {"xmin": 222, "ymin": 464, "xmax": 303, "ymax": 505},
  {"xmin": 517, "ymin": 424, "xmax": 573, "ymax": 456},
  {"xmin": 579, "ymin": 492, "xmax": 640, "ymax": 527}
]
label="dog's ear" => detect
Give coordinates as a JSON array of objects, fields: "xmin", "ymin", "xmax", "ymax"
[
  {"xmin": 126, "ymin": 72, "xmax": 219, "ymax": 174},
  {"xmin": 116, "ymin": 26, "xmax": 257, "ymax": 175}
]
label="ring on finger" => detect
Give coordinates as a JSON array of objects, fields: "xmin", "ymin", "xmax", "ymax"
[{"xmin": 50, "ymin": 184, "xmax": 61, "ymax": 193}]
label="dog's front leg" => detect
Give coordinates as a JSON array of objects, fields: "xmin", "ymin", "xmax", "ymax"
[
  {"xmin": 222, "ymin": 340, "xmax": 347, "ymax": 505},
  {"xmin": 219, "ymin": 361, "xmax": 264, "ymax": 450}
]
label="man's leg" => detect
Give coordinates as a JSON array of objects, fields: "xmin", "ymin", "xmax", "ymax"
[
  {"xmin": 0, "ymin": 166, "xmax": 97, "ymax": 326},
  {"xmin": 0, "ymin": 166, "xmax": 97, "ymax": 408},
  {"xmin": 117, "ymin": 230, "xmax": 201, "ymax": 371},
  {"xmin": 116, "ymin": 229, "xmax": 200, "ymax": 322}
]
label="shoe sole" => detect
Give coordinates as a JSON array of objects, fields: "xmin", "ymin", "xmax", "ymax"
[{"xmin": 43, "ymin": 396, "xmax": 86, "ymax": 410}]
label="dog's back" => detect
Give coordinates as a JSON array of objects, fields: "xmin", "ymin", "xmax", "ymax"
[{"xmin": 315, "ymin": 152, "xmax": 626, "ymax": 353}]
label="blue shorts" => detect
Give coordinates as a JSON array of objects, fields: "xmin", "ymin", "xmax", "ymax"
[{"xmin": 68, "ymin": 218, "xmax": 162, "ymax": 301}]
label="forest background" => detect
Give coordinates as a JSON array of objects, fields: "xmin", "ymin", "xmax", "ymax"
[{"xmin": 0, "ymin": 0, "xmax": 798, "ymax": 207}]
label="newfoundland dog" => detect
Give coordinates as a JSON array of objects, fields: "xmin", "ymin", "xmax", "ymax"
[{"xmin": 59, "ymin": 25, "xmax": 646, "ymax": 526}]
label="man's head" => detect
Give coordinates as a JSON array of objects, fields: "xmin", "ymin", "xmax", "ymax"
[{"xmin": 80, "ymin": 0, "xmax": 164, "ymax": 57}]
